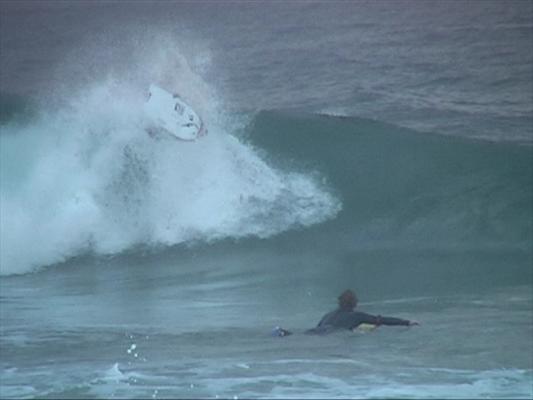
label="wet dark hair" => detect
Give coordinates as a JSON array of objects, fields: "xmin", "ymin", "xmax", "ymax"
[{"xmin": 338, "ymin": 289, "xmax": 358, "ymax": 310}]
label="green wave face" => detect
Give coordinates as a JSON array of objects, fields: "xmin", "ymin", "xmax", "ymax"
[{"xmin": 247, "ymin": 111, "xmax": 532, "ymax": 250}]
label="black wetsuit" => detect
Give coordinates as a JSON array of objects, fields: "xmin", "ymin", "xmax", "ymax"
[{"xmin": 306, "ymin": 307, "xmax": 410, "ymax": 334}]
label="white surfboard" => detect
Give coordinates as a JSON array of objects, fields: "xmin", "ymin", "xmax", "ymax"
[{"xmin": 144, "ymin": 84, "xmax": 206, "ymax": 141}]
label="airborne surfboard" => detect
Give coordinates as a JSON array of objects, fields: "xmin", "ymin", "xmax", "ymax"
[{"xmin": 144, "ymin": 84, "xmax": 207, "ymax": 141}]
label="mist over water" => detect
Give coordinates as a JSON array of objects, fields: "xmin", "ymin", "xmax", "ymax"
[{"xmin": 1, "ymin": 1, "xmax": 532, "ymax": 398}]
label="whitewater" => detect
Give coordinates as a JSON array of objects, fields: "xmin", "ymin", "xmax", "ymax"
[
  {"xmin": 1, "ymin": 1, "xmax": 532, "ymax": 399},
  {"xmin": 0, "ymin": 81, "xmax": 340, "ymax": 275}
]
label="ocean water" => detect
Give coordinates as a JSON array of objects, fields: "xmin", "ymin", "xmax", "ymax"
[{"xmin": 1, "ymin": 1, "xmax": 532, "ymax": 398}]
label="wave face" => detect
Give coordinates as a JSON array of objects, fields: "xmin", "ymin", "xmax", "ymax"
[
  {"xmin": 0, "ymin": 89, "xmax": 340, "ymax": 276},
  {"xmin": 247, "ymin": 111, "xmax": 532, "ymax": 251}
]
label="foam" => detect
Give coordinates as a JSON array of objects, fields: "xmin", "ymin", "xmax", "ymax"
[
  {"xmin": 0, "ymin": 53, "xmax": 340, "ymax": 275},
  {"xmin": 195, "ymin": 368, "xmax": 532, "ymax": 399}
]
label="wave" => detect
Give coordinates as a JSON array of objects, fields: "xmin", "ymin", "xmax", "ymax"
[
  {"xmin": 247, "ymin": 110, "xmax": 532, "ymax": 251},
  {"xmin": 0, "ymin": 87, "xmax": 340, "ymax": 276},
  {"xmin": 1, "ymin": 89, "xmax": 531, "ymax": 276}
]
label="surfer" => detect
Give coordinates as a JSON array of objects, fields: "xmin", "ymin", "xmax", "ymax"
[
  {"xmin": 305, "ymin": 289, "xmax": 418, "ymax": 335},
  {"xmin": 272, "ymin": 289, "xmax": 418, "ymax": 337}
]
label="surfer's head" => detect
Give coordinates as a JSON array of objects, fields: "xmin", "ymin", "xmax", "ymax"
[{"xmin": 338, "ymin": 289, "xmax": 357, "ymax": 310}]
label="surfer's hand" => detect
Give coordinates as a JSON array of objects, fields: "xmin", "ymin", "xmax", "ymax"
[{"xmin": 408, "ymin": 320, "xmax": 420, "ymax": 326}]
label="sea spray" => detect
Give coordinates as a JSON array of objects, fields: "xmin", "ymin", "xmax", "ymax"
[{"xmin": 0, "ymin": 85, "xmax": 341, "ymax": 275}]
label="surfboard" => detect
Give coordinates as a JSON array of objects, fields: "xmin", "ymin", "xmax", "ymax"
[
  {"xmin": 354, "ymin": 323, "xmax": 377, "ymax": 332},
  {"xmin": 144, "ymin": 84, "xmax": 206, "ymax": 141}
]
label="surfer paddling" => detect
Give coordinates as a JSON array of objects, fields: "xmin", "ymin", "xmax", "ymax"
[{"xmin": 272, "ymin": 289, "xmax": 418, "ymax": 337}]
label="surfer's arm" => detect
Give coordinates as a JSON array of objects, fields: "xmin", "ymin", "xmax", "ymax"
[
  {"xmin": 354, "ymin": 312, "xmax": 415, "ymax": 327},
  {"xmin": 377, "ymin": 315, "xmax": 412, "ymax": 326}
]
